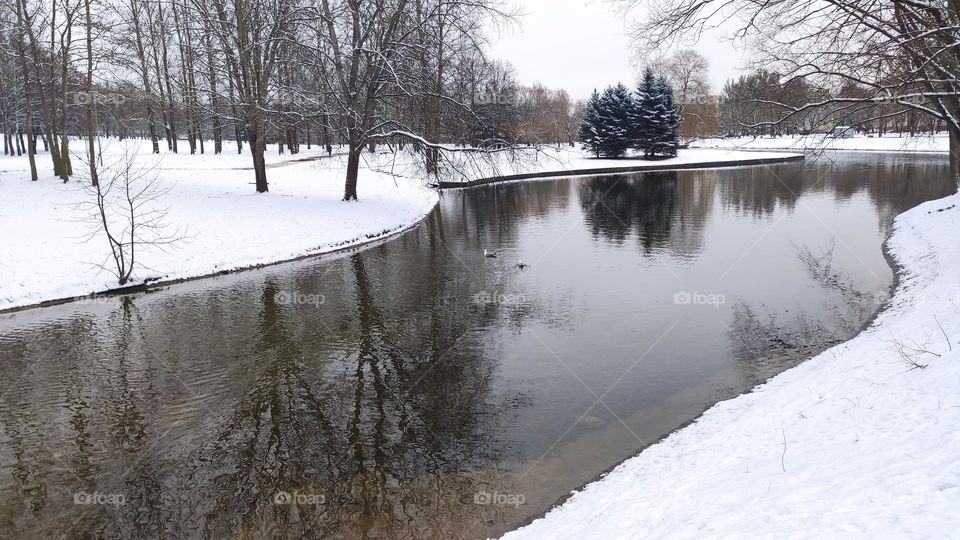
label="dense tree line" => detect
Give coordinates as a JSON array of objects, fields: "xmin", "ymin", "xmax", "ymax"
[
  {"xmin": 0, "ymin": 0, "xmax": 580, "ymax": 199},
  {"xmin": 626, "ymin": 0, "xmax": 960, "ymax": 182},
  {"xmin": 718, "ymin": 70, "xmax": 948, "ymax": 138},
  {"xmin": 577, "ymin": 68, "xmax": 682, "ymax": 158}
]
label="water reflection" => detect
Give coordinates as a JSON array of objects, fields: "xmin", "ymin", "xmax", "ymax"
[
  {"xmin": 579, "ymin": 172, "xmax": 679, "ymax": 253},
  {"xmin": 0, "ymin": 153, "xmax": 954, "ymax": 539}
]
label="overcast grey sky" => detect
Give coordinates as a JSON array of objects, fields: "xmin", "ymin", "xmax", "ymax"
[{"xmin": 488, "ymin": 0, "xmax": 747, "ymax": 100}]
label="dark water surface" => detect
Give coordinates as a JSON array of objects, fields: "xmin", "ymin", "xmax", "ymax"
[{"xmin": 0, "ymin": 153, "xmax": 954, "ymax": 539}]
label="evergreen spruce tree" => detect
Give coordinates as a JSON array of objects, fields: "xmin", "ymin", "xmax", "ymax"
[
  {"xmin": 599, "ymin": 83, "xmax": 634, "ymax": 158},
  {"xmin": 654, "ymin": 77, "xmax": 682, "ymax": 157},
  {"xmin": 578, "ymin": 90, "xmax": 605, "ymax": 157},
  {"xmin": 630, "ymin": 69, "xmax": 683, "ymax": 158},
  {"xmin": 633, "ymin": 68, "xmax": 661, "ymax": 157}
]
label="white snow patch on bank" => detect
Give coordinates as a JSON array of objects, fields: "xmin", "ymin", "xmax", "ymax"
[
  {"xmin": 0, "ymin": 141, "xmax": 439, "ymax": 310},
  {"xmin": 437, "ymin": 146, "xmax": 801, "ymax": 184},
  {"xmin": 692, "ymin": 133, "xmax": 949, "ymax": 154},
  {"xmin": 0, "ymin": 141, "xmax": 798, "ymax": 311},
  {"xmin": 502, "ymin": 192, "xmax": 960, "ymax": 538}
]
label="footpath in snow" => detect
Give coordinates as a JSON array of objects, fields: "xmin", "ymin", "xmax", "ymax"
[
  {"xmin": 692, "ymin": 133, "xmax": 949, "ymax": 154},
  {"xmin": 0, "ymin": 141, "xmax": 799, "ymax": 312},
  {"xmin": 503, "ymin": 192, "xmax": 960, "ymax": 538}
]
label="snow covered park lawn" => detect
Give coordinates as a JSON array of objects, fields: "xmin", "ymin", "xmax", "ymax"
[
  {"xmin": 504, "ymin": 192, "xmax": 960, "ymax": 539},
  {"xmin": 0, "ymin": 141, "xmax": 439, "ymax": 311},
  {"xmin": 0, "ymin": 141, "xmax": 800, "ymax": 311},
  {"xmin": 692, "ymin": 133, "xmax": 949, "ymax": 154}
]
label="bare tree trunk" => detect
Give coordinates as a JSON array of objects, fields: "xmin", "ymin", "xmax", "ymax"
[
  {"xmin": 148, "ymin": 30, "xmax": 173, "ymax": 151},
  {"xmin": 84, "ymin": 0, "xmax": 98, "ymax": 186},
  {"xmin": 26, "ymin": 0, "xmax": 66, "ymax": 177},
  {"xmin": 205, "ymin": 22, "xmax": 222, "ymax": 154},
  {"xmin": 14, "ymin": 0, "xmax": 38, "ymax": 180},
  {"xmin": 155, "ymin": 0, "xmax": 178, "ymax": 153},
  {"xmin": 344, "ymin": 144, "xmax": 360, "ymax": 201},
  {"xmin": 227, "ymin": 75, "xmax": 242, "ymax": 153},
  {"xmin": 171, "ymin": 0, "xmax": 196, "ymax": 154},
  {"xmin": 247, "ymin": 115, "xmax": 268, "ymax": 192},
  {"xmin": 58, "ymin": 10, "xmax": 74, "ymax": 182},
  {"xmin": 129, "ymin": 0, "xmax": 159, "ymax": 153},
  {"xmin": 950, "ymin": 126, "xmax": 960, "ymax": 188}
]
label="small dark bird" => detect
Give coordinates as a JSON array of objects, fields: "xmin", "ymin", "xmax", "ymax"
[
  {"xmin": 517, "ymin": 259, "xmax": 528, "ymax": 270},
  {"xmin": 484, "ymin": 249, "xmax": 497, "ymax": 258}
]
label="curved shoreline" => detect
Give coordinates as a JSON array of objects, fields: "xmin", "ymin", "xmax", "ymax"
[
  {"xmin": 1, "ymin": 151, "xmax": 803, "ymax": 315},
  {"xmin": 502, "ymin": 192, "xmax": 912, "ymax": 535},
  {"xmin": 437, "ymin": 153, "xmax": 805, "ymax": 188},
  {"xmin": 0, "ymin": 205, "xmax": 437, "ymax": 315},
  {"xmin": 502, "ymin": 190, "xmax": 959, "ymax": 538}
]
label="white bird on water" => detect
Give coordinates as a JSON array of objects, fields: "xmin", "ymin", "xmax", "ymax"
[{"xmin": 483, "ymin": 249, "xmax": 497, "ymax": 258}]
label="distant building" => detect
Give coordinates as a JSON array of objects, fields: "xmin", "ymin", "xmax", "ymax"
[{"xmin": 829, "ymin": 126, "xmax": 855, "ymax": 138}]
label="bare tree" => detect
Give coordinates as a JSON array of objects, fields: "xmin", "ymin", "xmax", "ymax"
[
  {"xmin": 199, "ymin": 0, "xmax": 297, "ymax": 192},
  {"xmin": 651, "ymin": 49, "xmax": 718, "ymax": 139},
  {"xmin": 624, "ymin": 0, "xmax": 960, "ymax": 184},
  {"xmin": 83, "ymin": 0, "xmax": 98, "ymax": 185},
  {"xmin": 651, "ymin": 49, "xmax": 710, "ymax": 104},
  {"xmin": 124, "ymin": 0, "xmax": 161, "ymax": 153},
  {"xmin": 13, "ymin": 0, "xmax": 39, "ymax": 180},
  {"xmin": 313, "ymin": 0, "xmax": 416, "ymax": 200},
  {"xmin": 75, "ymin": 145, "xmax": 181, "ymax": 285},
  {"xmin": 4, "ymin": 0, "xmax": 527, "ymax": 199}
]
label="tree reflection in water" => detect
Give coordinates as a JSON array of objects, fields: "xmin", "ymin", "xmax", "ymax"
[
  {"xmin": 0, "ymin": 153, "xmax": 954, "ymax": 539},
  {"xmin": 728, "ymin": 238, "xmax": 882, "ymax": 387}
]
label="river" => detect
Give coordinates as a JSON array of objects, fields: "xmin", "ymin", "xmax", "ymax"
[{"xmin": 0, "ymin": 152, "xmax": 953, "ymax": 539}]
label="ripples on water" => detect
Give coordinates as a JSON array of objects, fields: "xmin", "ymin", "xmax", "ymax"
[{"xmin": 0, "ymin": 153, "xmax": 954, "ymax": 538}]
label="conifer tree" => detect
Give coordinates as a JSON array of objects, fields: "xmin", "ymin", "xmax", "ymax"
[
  {"xmin": 633, "ymin": 68, "xmax": 661, "ymax": 157},
  {"xmin": 599, "ymin": 84, "xmax": 634, "ymax": 158},
  {"xmin": 578, "ymin": 75, "xmax": 682, "ymax": 159},
  {"xmin": 654, "ymin": 77, "xmax": 682, "ymax": 157},
  {"xmin": 578, "ymin": 90, "xmax": 605, "ymax": 157}
]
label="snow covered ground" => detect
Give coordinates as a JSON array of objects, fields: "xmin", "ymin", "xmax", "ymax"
[
  {"xmin": 436, "ymin": 145, "xmax": 801, "ymax": 184},
  {"xmin": 692, "ymin": 133, "xmax": 949, "ymax": 154},
  {"xmin": 503, "ymin": 192, "xmax": 960, "ymax": 539},
  {"xmin": 0, "ymin": 140, "xmax": 799, "ymax": 311},
  {"xmin": 0, "ymin": 140, "xmax": 439, "ymax": 311}
]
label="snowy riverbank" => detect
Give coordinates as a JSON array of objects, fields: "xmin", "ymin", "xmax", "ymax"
[
  {"xmin": 503, "ymin": 191, "xmax": 960, "ymax": 538},
  {"xmin": 0, "ymin": 141, "xmax": 439, "ymax": 311},
  {"xmin": 0, "ymin": 142, "xmax": 800, "ymax": 311},
  {"xmin": 691, "ymin": 133, "xmax": 949, "ymax": 154}
]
